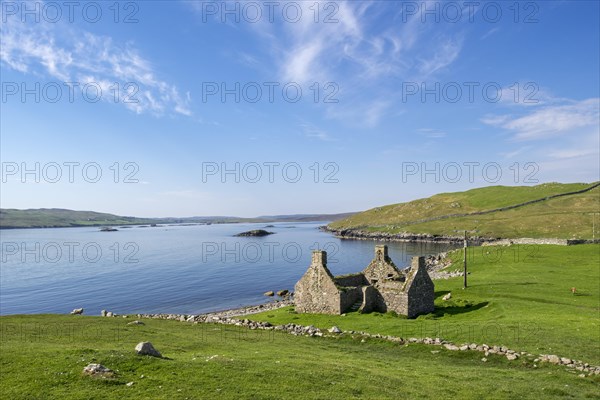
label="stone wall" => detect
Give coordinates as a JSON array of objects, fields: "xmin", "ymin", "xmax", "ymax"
[
  {"xmin": 362, "ymin": 245, "xmax": 403, "ymax": 284},
  {"xmin": 403, "ymin": 257, "xmax": 435, "ymax": 318},
  {"xmin": 334, "ymin": 273, "xmax": 369, "ymax": 288},
  {"xmin": 359, "ymin": 286, "xmax": 378, "ymax": 313},
  {"xmin": 484, "ymin": 238, "xmax": 600, "ymax": 246},
  {"xmin": 294, "ymin": 251, "xmax": 342, "ymax": 314},
  {"xmin": 339, "ymin": 287, "xmax": 363, "ymax": 313},
  {"xmin": 378, "ymin": 282, "xmax": 407, "ymax": 314}
]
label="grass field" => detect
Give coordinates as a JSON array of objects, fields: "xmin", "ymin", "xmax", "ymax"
[
  {"xmin": 252, "ymin": 245, "xmax": 600, "ymax": 365},
  {"xmin": 1, "ymin": 315, "xmax": 598, "ymax": 399},
  {"xmin": 328, "ymin": 182, "xmax": 600, "ymax": 239},
  {"xmin": 1, "ymin": 245, "xmax": 598, "ymax": 399}
]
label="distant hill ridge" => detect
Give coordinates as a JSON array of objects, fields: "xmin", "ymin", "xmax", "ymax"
[{"xmin": 0, "ymin": 209, "xmax": 355, "ymax": 229}]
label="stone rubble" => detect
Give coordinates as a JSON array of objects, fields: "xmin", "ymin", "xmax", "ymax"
[
  {"xmin": 125, "ymin": 311, "xmax": 600, "ymax": 377},
  {"xmin": 423, "ymin": 253, "xmax": 464, "ymax": 280},
  {"xmin": 82, "ymin": 363, "xmax": 113, "ymax": 377}
]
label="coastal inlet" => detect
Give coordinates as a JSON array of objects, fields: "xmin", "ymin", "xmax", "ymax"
[{"xmin": 0, "ymin": 222, "xmax": 459, "ymax": 315}]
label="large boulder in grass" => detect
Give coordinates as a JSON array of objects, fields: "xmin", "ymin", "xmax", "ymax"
[
  {"xmin": 135, "ymin": 342, "xmax": 162, "ymax": 358},
  {"xmin": 70, "ymin": 308, "xmax": 84, "ymax": 315}
]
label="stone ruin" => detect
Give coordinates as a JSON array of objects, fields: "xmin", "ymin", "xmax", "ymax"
[{"xmin": 294, "ymin": 245, "xmax": 434, "ymax": 318}]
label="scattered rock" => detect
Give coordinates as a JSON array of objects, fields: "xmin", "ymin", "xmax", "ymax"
[
  {"xmin": 135, "ymin": 342, "xmax": 162, "ymax": 358},
  {"xmin": 442, "ymin": 293, "xmax": 452, "ymax": 301},
  {"xmin": 264, "ymin": 291, "xmax": 274, "ymax": 297},
  {"xmin": 506, "ymin": 354, "xmax": 518, "ymax": 361},
  {"xmin": 83, "ymin": 363, "xmax": 113, "ymax": 377},
  {"xmin": 481, "ymin": 358, "xmax": 487, "ymax": 362},
  {"xmin": 328, "ymin": 326, "xmax": 342, "ymax": 334},
  {"xmin": 100, "ymin": 310, "xmax": 107, "ymax": 317},
  {"xmin": 126, "ymin": 382, "xmax": 135, "ymax": 387},
  {"xmin": 277, "ymin": 289, "xmax": 289, "ymax": 297},
  {"xmin": 106, "ymin": 311, "xmax": 114, "ymax": 317},
  {"xmin": 70, "ymin": 308, "xmax": 84, "ymax": 315},
  {"xmin": 127, "ymin": 320, "xmax": 145, "ymax": 326}
]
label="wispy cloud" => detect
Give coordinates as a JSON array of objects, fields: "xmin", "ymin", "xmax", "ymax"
[
  {"xmin": 482, "ymin": 98, "xmax": 599, "ymax": 141},
  {"xmin": 0, "ymin": 3, "xmax": 191, "ymax": 116},
  {"xmin": 484, "ymin": 97, "xmax": 599, "ymax": 182},
  {"xmin": 417, "ymin": 39, "xmax": 462, "ymax": 76},
  {"xmin": 301, "ymin": 123, "xmax": 335, "ymax": 142},
  {"xmin": 417, "ymin": 128, "xmax": 447, "ymax": 138},
  {"xmin": 194, "ymin": 1, "xmax": 465, "ymax": 127}
]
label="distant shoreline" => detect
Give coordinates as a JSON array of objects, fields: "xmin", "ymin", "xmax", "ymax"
[
  {"xmin": 0, "ymin": 222, "xmax": 220, "ymax": 230},
  {"xmin": 0, "ymin": 208, "xmax": 355, "ymax": 230}
]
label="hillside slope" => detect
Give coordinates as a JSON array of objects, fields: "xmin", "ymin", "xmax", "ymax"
[{"xmin": 328, "ymin": 182, "xmax": 600, "ymax": 239}]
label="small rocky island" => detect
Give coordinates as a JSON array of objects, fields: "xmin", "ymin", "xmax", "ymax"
[
  {"xmin": 234, "ymin": 229, "xmax": 274, "ymax": 237},
  {"xmin": 99, "ymin": 227, "xmax": 118, "ymax": 232}
]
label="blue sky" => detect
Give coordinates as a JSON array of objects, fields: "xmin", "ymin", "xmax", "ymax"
[{"xmin": 1, "ymin": 0, "xmax": 599, "ymax": 217}]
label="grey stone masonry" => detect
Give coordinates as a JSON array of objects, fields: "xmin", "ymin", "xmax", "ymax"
[{"xmin": 294, "ymin": 245, "xmax": 435, "ymax": 318}]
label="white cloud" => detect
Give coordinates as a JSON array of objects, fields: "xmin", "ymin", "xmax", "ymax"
[
  {"xmin": 486, "ymin": 98, "xmax": 599, "ymax": 182},
  {"xmin": 301, "ymin": 123, "xmax": 335, "ymax": 142},
  {"xmin": 483, "ymin": 98, "xmax": 599, "ymax": 141},
  {"xmin": 0, "ymin": 4, "xmax": 191, "ymax": 116},
  {"xmin": 196, "ymin": 1, "xmax": 465, "ymax": 128},
  {"xmin": 417, "ymin": 128, "xmax": 447, "ymax": 138},
  {"xmin": 418, "ymin": 39, "xmax": 462, "ymax": 76}
]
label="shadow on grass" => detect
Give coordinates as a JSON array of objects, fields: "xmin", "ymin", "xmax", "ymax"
[
  {"xmin": 430, "ymin": 301, "xmax": 489, "ymax": 318},
  {"xmin": 434, "ymin": 291, "xmax": 451, "ymax": 300},
  {"xmin": 572, "ymin": 292, "xmax": 592, "ymax": 297}
]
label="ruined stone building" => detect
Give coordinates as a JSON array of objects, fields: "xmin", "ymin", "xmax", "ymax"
[{"xmin": 294, "ymin": 245, "xmax": 434, "ymax": 318}]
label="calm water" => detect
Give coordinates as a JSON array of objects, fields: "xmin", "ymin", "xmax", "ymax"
[{"xmin": 0, "ymin": 222, "xmax": 459, "ymax": 315}]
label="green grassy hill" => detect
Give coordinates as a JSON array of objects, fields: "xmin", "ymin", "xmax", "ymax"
[
  {"xmin": 1, "ymin": 245, "xmax": 599, "ymax": 399},
  {"xmin": 328, "ymin": 182, "xmax": 600, "ymax": 239}
]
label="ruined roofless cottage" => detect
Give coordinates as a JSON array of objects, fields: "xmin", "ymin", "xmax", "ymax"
[{"xmin": 294, "ymin": 245, "xmax": 435, "ymax": 318}]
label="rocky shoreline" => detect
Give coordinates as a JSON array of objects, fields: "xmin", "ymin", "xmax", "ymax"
[
  {"xmin": 322, "ymin": 226, "xmax": 488, "ymax": 244},
  {"xmin": 322, "ymin": 226, "xmax": 600, "ymax": 246},
  {"xmin": 96, "ymin": 299, "xmax": 293, "ymax": 321}
]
